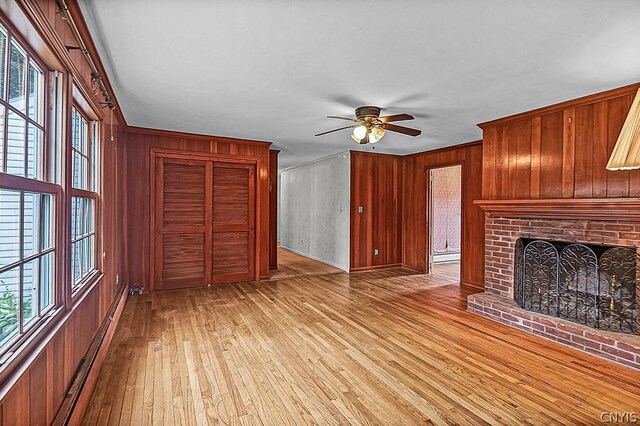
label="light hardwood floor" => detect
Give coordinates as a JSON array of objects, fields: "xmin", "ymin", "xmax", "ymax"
[
  {"xmin": 269, "ymin": 247, "xmax": 343, "ymax": 281},
  {"xmin": 83, "ymin": 266, "xmax": 640, "ymax": 425}
]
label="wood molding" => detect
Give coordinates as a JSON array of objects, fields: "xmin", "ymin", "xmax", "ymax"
[
  {"xmin": 478, "ymin": 82, "xmax": 640, "ymax": 129},
  {"xmin": 474, "ymin": 198, "xmax": 640, "ymax": 221},
  {"xmin": 350, "ymin": 263, "xmax": 403, "ymax": 272},
  {"xmin": 53, "ymin": 283, "xmax": 128, "ymax": 425},
  {"xmin": 403, "ymin": 139, "xmax": 483, "ymax": 158},
  {"xmin": 127, "ymin": 126, "xmax": 273, "ymax": 147}
]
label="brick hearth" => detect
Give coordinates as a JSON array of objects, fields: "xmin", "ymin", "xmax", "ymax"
[{"xmin": 469, "ymin": 214, "xmax": 640, "ymax": 370}]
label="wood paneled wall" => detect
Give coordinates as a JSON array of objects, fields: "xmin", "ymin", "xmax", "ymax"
[
  {"xmin": 0, "ymin": 0, "xmax": 127, "ymax": 423},
  {"xmin": 402, "ymin": 142, "xmax": 485, "ymax": 287},
  {"xmin": 124, "ymin": 127, "xmax": 272, "ymax": 289},
  {"xmin": 480, "ymin": 83, "xmax": 640, "ymax": 200},
  {"xmin": 350, "ymin": 152, "xmax": 403, "ymax": 271},
  {"xmin": 269, "ymin": 150, "xmax": 279, "ymax": 270}
]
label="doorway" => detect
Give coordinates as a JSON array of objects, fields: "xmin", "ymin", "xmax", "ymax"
[{"xmin": 428, "ymin": 165, "xmax": 462, "ymax": 281}]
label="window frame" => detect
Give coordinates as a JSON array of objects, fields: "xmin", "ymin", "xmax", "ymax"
[
  {"xmin": 68, "ymin": 102, "xmax": 101, "ymax": 298},
  {"xmin": 0, "ymin": 18, "xmax": 63, "ymax": 366}
]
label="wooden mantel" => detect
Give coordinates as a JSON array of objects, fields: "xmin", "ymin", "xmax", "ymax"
[{"xmin": 474, "ymin": 198, "xmax": 640, "ymax": 221}]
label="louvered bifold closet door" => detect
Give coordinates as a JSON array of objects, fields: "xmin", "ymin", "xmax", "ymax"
[
  {"xmin": 212, "ymin": 162, "xmax": 256, "ymax": 283},
  {"xmin": 154, "ymin": 158, "xmax": 212, "ymax": 290}
]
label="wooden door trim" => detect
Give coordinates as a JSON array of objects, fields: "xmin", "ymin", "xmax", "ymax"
[
  {"xmin": 150, "ymin": 149, "xmax": 260, "ymax": 292},
  {"xmin": 425, "ymin": 161, "xmax": 466, "ymax": 281}
]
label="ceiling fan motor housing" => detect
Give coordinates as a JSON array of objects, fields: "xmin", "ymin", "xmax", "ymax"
[{"xmin": 355, "ymin": 106, "xmax": 381, "ymax": 120}]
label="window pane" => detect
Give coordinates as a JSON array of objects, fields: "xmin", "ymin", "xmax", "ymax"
[
  {"xmin": 41, "ymin": 194, "xmax": 52, "ymax": 250},
  {"xmin": 81, "ymin": 156, "xmax": 88, "ymax": 190},
  {"xmin": 0, "ymin": 266, "xmax": 20, "ymax": 346},
  {"xmin": 0, "ymin": 189, "xmax": 21, "ymax": 268},
  {"xmin": 85, "ymin": 198, "xmax": 94, "ymax": 234},
  {"xmin": 80, "ymin": 116, "xmax": 87, "ymax": 154},
  {"xmin": 70, "ymin": 197, "xmax": 77, "ymax": 240},
  {"xmin": 0, "ymin": 29, "xmax": 6, "ymax": 100},
  {"xmin": 6, "ymin": 110, "xmax": 25, "ymax": 176},
  {"xmin": 71, "ymin": 108, "xmax": 79, "ymax": 150},
  {"xmin": 72, "ymin": 151, "xmax": 81, "ymax": 189},
  {"xmin": 27, "ymin": 124, "xmax": 42, "ymax": 179},
  {"xmin": 71, "ymin": 240, "xmax": 81, "ymax": 284},
  {"xmin": 28, "ymin": 61, "xmax": 42, "ymax": 124},
  {"xmin": 39, "ymin": 252, "xmax": 53, "ymax": 311},
  {"xmin": 8, "ymin": 41, "xmax": 26, "ymax": 113},
  {"xmin": 22, "ymin": 258, "xmax": 38, "ymax": 326},
  {"xmin": 23, "ymin": 192, "xmax": 40, "ymax": 258}
]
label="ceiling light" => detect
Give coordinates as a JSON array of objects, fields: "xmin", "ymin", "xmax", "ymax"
[
  {"xmin": 369, "ymin": 126, "xmax": 385, "ymax": 144},
  {"xmin": 353, "ymin": 125, "xmax": 367, "ymax": 140},
  {"xmin": 607, "ymin": 88, "xmax": 640, "ymax": 170}
]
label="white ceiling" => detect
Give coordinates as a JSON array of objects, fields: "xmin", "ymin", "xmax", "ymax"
[{"xmin": 79, "ymin": 0, "xmax": 640, "ymax": 169}]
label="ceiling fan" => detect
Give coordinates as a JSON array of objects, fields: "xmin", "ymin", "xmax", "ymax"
[{"xmin": 315, "ymin": 106, "xmax": 422, "ymax": 145}]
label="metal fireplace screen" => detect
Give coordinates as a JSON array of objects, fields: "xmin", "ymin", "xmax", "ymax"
[{"xmin": 514, "ymin": 238, "xmax": 639, "ymax": 335}]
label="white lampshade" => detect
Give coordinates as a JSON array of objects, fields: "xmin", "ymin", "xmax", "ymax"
[{"xmin": 607, "ymin": 88, "xmax": 640, "ymax": 171}]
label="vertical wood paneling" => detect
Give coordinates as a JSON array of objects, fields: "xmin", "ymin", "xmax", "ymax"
[
  {"xmin": 514, "ymin": 119, "xmax": 532, "ymax": 199},
  {"xmin": 574, "ymin": 104, "xmax": 594, "ymax": 198},
  {"xmin": 126, "ymin": 129, "xmax": 271, "ymax": 289},
  {"xmin": 606, "ymin": 95, "xmax": 633, "ymax": 197},
  {"xmin": 481, "ymin": 126, "xmax": 497, "ymax": 199},
  {"xmin": 562, "ymin": 108, "xmax": 576, "ymax": 198},
  {"xmin": 350, "ymin": 152, "xmax": 402, "ymax": 270},
  {"xmin": 269, "ymin": 150, "xmax": 279, "ymax": 270},
  {"xmin": 538, "ymin": 111, "xmax": 564, "ymax": 198},
  {"xmin": 399, "ymin": 142, "xmax": 485, "ymax": 287},
  {"xmin": 481, "ymin": 84, "xmax": 640, "ymax": 201},
  {"xmin": 530, "ymin": 116, "xmax": 542, "ymax": 198}
]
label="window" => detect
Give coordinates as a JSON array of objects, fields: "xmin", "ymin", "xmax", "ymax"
[
  {"xmin": 70, "ymin": 106, "xmax": 99, "ymax": 293},
  {"xmin": 0, "ymin": 190, "xmax": 54, "ymax": 349},
  {"xmin": 0, "ymin": 24, "xmax": 55, "ymax": 358}
]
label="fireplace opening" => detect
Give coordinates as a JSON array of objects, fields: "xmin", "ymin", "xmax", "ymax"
[{"xmin": 514, "ymin": 238, "xmax": 639, "ymax": 335}]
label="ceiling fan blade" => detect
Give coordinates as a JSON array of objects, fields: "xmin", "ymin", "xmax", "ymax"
[
  {"xmin": 379, "ymin": 113, "xmax": 414, "ymax": 123},
  {"xmin": 327, "ymin": 115, "xmax": 357, "ymax": 121},
  {"xmin": 383, "ymin": 123, "xmax": 422, "ymax": 137},
  {"xmin": 315, "ymin": 125, "xmax": 355, "ymax": 137}
]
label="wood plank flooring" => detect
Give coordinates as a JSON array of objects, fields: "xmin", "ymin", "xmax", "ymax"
[
  {"xmin": 269, "ymin": 247, "xmax": 343, "ymax": 281},
  {"xmin": 83, "ymin": 267, "xmax": 640, "ymax": 425}
]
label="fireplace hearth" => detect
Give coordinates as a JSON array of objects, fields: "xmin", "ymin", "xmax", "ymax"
[
  {"xmin": 467, "ymin": 213, "xmax": 640, "ymax": 370},
  {"xmin": 514, "ymin": 238, "xmax": 638, "ymax": 335}
]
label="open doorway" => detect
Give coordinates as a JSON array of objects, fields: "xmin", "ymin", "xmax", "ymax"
[{"xmin": 428, "ymin": 165, "xmax": 462, "ymax": 282}]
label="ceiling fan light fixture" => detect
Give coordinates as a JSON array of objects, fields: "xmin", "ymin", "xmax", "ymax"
[
  {"xmin": 369, "ymin": 126, "xmax": 385, "ymax": 143},
  {"xmin": 353, "ymin": 124, "xmax": 367, "ymax": 140}
]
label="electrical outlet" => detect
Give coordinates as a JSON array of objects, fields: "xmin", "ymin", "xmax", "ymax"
[
  {"xmin": 358, "ymin": 206, "xmax": 363, "ymax": 213},
  {"xmin": 374, "ymin": 248, "xmax": 379, "ymax": 256}
]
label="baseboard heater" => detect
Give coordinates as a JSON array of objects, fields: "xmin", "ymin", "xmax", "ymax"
[{"xmin": 52, "ymin": 283, "xmax": 129, "ymax": 425}]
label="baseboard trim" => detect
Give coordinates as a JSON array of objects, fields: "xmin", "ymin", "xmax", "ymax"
[
  {"xmin": 400, "ymin": 264, "xmax": 425, "ymax": 273},
  {"xmin": 350, "ymin": 263, "xmax": 403, "ymax": 272},
  {"xmin": 279, "ymin": 245, "xmax": 349, "ymax": 272},
  {"xmin": 54, "ymin": 283, "xmax": 129, "ymax": 425}
]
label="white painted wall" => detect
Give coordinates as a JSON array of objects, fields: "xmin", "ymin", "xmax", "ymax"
[{"xmin": 279, "ymin": 152, "xmax": 350, "ymax": 271}]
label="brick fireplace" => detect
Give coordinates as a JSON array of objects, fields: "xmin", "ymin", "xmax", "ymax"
[{"xmin": 469, "ymin": 199, "xmax": 640, "ymax": 370}]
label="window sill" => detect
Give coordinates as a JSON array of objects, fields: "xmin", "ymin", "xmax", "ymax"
[
  {"xmin": 0, "ymin": 305, "xmax": 65, "ymax": 399},
  {"xmin": 71, "ymin": 270, "xmax": 103, "ymax": 306}
]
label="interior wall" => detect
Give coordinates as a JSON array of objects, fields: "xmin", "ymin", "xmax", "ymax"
[
  {"xmin": 0, "ymin": 1, "xmax": 127, "ymax": 423},
  {"xmin": 403, "ymin": 142, "xmax": 485, "ymax": 287},
  {"xmin": 350, "ymin": 152, "xmax": 403, "ymax": 271},
  {"xmin": 280, "ymin": 152, "xmax": 350, "ymax": 271},
  {"xmin": 124, "ymin": 128, "xmax": 272, "ymax": 288},
  {"xmin": 480, "ymin": 83, "xmax": 640, "ymax": 200}
]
